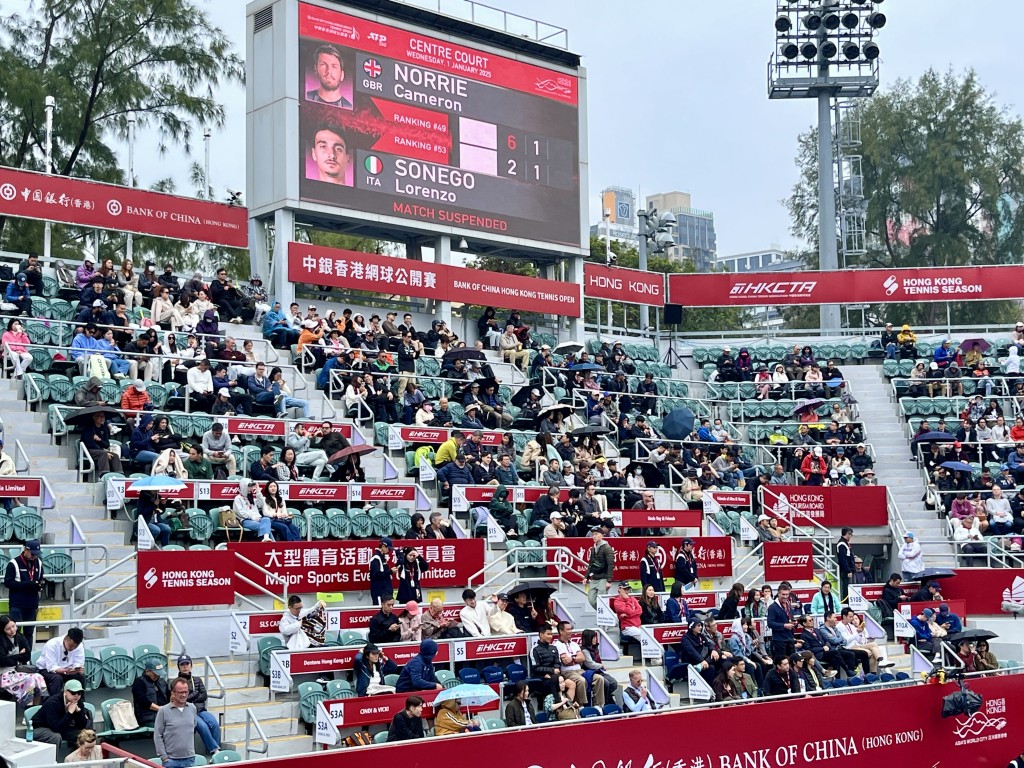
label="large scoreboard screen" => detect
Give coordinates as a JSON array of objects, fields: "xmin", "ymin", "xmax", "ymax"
[{"xmin": 297, "ymin": 3, "xmax": 582, "ymax": 249}]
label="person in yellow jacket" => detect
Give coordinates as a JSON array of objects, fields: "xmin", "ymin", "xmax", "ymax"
[
  {"xmin": 433, "ymin": 431, "xmax": 464, "ymax": 467},
  {"xmin": 433, "ymin": 698, "xmax": 478, "ymax": 736}
]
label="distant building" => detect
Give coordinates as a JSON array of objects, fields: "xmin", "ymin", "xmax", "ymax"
[
  {"xmin": 645, "ymin": 191, "xmax": 717, "ymax": 272},
  {"xmin": 589, "ymin": 186, "xmax": 639, "ymax": 246},
  {"xmin": 715, "ymin": 248, "xmax": 802, "ymax": 273}
]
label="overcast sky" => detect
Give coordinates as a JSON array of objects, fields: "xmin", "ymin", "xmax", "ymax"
[{"xmin": 19, "ymin": 0, "xmax": 1024, "ymax": 257}]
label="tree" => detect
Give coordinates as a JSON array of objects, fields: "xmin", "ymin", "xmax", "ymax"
[
  {"xmin": 786, "ymin": 68, "xmax": 1024, "ymax": 328},
  {"xmin": 0, "ymin": 0, "xmax": 244, "ymax": 250}
]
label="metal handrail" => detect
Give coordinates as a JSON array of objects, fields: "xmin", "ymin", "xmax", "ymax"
[
  {"xmin": 13, "ymin": 438, "xmax": 31, "ymax": 473},
  {"xmin": 757, "ymin": 484, "xmax": 837, "ymax": 538},
  {"xmin": 77, "ymin": 439, "xmax": 96, "ymax": 483},
  {"xmin": 15, "ymin": 614, "xmax": 189, "ymax": 655},
  {"xmin": 232, "ymin": 550, "xmax": 289, "ymax": 605},
  {"xmin": 69, "ymin": 551, "xmax": 135, "ymax": 614},
  {"xmin": 466, "ymin": 544, "xmax": 591, "ymax": 596},
  {"xmin": 328, "ymin": 369, "xmax": 375, "ymax": 424},
  {"xmin": 244, "ymin": 707, "xmax": 270, "ymax": 759}
]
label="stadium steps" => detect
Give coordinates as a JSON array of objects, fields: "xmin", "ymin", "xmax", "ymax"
[{"xmin": 840, "ymin": 366, "xmax": 956, "ymax": 568}]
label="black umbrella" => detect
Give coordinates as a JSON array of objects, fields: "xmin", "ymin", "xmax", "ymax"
[
  {"xmin": 568, "ymin": 363, "xmax": 605, "ymax": 373},
  {"xmin": 507, "ymin": 581, "xmax": 557, "ymax": 600},
  {"xmin": 637, "ymin": 461, "xmax": 666, "ymax": 489},
  {"xmin": 443, "ymin": 348, "xmax": 486, "ymax": 363},
  {"xmin": 511, "ymin": 386, "xmax": 544, "ymax": 408},
  {"xmin": 63, "ymin": 405, "xmax": 121, "ymax": 426},
  {"xmin": 948, "ymin": 629, "xmax": 998, "ymax": 644},
  {"xmin": 536, "ymin": 404, "xmax": 572, "ymax": 422},
  {"xmin": 572, "ymin": 425, "xmax": 609, "ymax": 436},
  {"xmin": 662, "ymin": 407, "xmax": 695, "ymax": 441},
  {"xmin": 916, "ymin": 568, "xmax": 956, "ymax": 581},
  {"xmin": 913, "ymin": 431, "xmax": 956, "ymax": 444}
]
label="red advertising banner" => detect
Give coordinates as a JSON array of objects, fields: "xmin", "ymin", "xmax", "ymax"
[
  {"xmin": 0, "ymin": 478, "xmax": 41, "ymax": 498},
  {"xmin": 243, "ymin": 613, "xmax": 283, "ymax": 636},
  {"xmin": 548, "ymin": 536, "xmax": 732, "ymax": 582},
  {"xmin": 287, "ymin": 641, "xmax": 449, "ymax": 675},
  {"xmin": 898, "ymin": 599, "xmax": 968, "ymax": 623},
  {"xmin": 668, "ymin": 264, "xmax": 1024, "ymax": 307},
  {"xmin": 393, "ymin": 426, "xmax": 503, "ymax": 447},
  {"xmin": 938, "ymin": 568, "xmax": 1024, "ymax": 616},
  {"xmin": 259, "ymin": 671, "xmax": 1024, "ymax": 768},
  {"xmin": 328, "ymin": 605, "xmax": 463, "ymax": 631},
  {"xmin": 583, "ymin": 263, "xmax": 665, "ymax": 307},
  {"xmin": 225, "ymin": 419, "xmax": 354, "ymax": 439},
  {"xmin": 708, "ymin": 491, "xmax": 752, "ymax": 508},
  {"xmin": 298, "ymin": 6, "xmax": 577, "ymax": 106},
  {"xmin": 764, "ymin": 486, "xmax": 888, "ymax": 527},
  {"xmin": 322, "ymin": 684, "xmax": 501, "ymax": 729},
  {"xmin": 617, "ymin": 509, "xmax": 702, "ymax": 529},
  {"xmin": 0, "ymin": 166, "xmax": 248, "ymax": 248},
  {"xmin": 137, "ymin": 550, "xmax": 235, "ymax": 608},
  {"xmin": 231, "ymin": 539, "xmax": 484, "ymax": 594},
  {"xmin": 763, "ymin": 542, "xmax": 815, "ymax": 582},
  {"xmin": 289, "ymin": 243, "xmax": 582, "ymax": 317}
]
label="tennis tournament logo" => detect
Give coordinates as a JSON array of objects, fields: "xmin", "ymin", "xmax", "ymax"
[{"xmin": 363, "ymin": 58, "xmax": 382, "ymax": 78}]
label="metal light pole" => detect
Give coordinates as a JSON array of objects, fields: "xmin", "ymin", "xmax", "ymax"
[
  {"xmin": 43, "ymin": 96, "xmax": 55, "ymax": 261},
  {"xmin": 203, "ymin": 127, "xmax": 212, "ymax": 266},
  {"xmin": 126, "ymin": 115, "xmax": 136, "ymax": 263},
  {"xmin": 603, "ymin": 208, "xmax": 612, "ymax": 332},
  {"xmin": 637, "ymin": 209, "xmax": 649, "ymax": 331}
]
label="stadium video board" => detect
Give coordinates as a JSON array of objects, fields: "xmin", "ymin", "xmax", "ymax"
[{"xmin": 296, "ymin": 2, "xmax": 583, "ymax": 250}]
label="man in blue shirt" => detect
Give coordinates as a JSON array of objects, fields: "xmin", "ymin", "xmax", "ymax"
[{"xmin": 935, "ymin": 603, "xmax": 963, "ymax": 635}]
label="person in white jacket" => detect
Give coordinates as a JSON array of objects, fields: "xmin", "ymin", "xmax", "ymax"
[
  {"xmin": 459, "ymin": 588, "xmax": 492, "ymax": 637},
  {"xmin": 898, "ymin": 531, "xmax": 924, "ymax": 580},
  {"xmin": 279, "ymin": 595, "xmax": 326, "ymax": 650}
]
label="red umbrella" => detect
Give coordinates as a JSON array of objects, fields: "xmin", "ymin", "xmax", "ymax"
[{"xmin": 329, "ymin": 445, "xmax": 378, "ymax": 463}]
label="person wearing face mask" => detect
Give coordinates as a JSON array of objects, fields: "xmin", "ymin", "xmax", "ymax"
[{"xmin": 627, "ymin": 464, "xmax": 647, "ymax": 490}]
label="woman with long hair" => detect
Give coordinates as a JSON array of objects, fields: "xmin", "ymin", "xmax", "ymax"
[
  {"xmin": 2, "ymin": 319, "xmax": 32, "ymax": 379},
  {"xmin": 639, "ymin": 585, "xmax": 664, "ymax": 625},
  {"xmin": 261, "ymin": 480, "xmax": 302, "ymax": 541},
  {"xmin": 0, "ymin": 615, "xmax": 46, "ymax": 705},
  {"xmin": 579, "ymin": 628, "xmax": 619, "ymax": 699},
  {"xmin": 118, "ymin": 259, "xmax": 140, "ymax": 310},
  {"xmin": 718, "ymin": 582, "xmax": 744, "ymax": 621},
  {"xmin": 743, "ymin": 587, "xmax": 766, "ymax": 619}
]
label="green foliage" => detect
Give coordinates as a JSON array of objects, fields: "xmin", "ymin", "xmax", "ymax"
[
  {"xmin": 0, "ymin": 0, "xmax": 243, "ymax": 254},
  {"xmin": 786, "ymin": 68, "xmax": 1024, "ymax": 328},
  {"xmin": 467, "ymin": 254, "xmax": 538, "ymax": 277},
  {"xmin": 585, "ymin": 236, "xmax": 747, "ymax": 333}
]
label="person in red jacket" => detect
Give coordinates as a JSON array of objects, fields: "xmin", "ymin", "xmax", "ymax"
[
  {"xmin": 800, "ymin": 446, "xmax": 829, "ymax": 486},
  {"xmin": 610, "ymin": 581, "xmax": 642, "ymax": 642}
]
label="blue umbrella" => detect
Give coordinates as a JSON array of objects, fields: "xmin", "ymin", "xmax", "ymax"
[
  {"xmin": 662, "ymin": 407, "xmax": 695, "ymax": 441},
  {"xmin": 913, "ymin": 431, "xmax": 956, "ymax": 443},
  {"xmin": 568, "ymin": 363, "xmax": 606, "ymax": 373},
  {"xmin": 128, "ymin": 475, "xmax": 188, "ymax": 491},
  {"xmin": 940, "ymin": 461, "xmax": 974, "ymax": 473},
  {"xmin": 433, "ymin": 683, "xmax": 499, "ymax": 707}
]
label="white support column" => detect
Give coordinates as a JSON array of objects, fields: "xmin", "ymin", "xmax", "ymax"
[
  {"xmin": 271, "ymin": 209, "xmax": 295, "ymax": 307},
  {"xmin": 435, "ymin": 236, "xmax": 453, "ymax": 328}
]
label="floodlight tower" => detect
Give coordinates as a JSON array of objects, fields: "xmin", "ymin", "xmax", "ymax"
[{"xmin": 769, "ymin": 0, "xmax": 886, "ymax": 331}]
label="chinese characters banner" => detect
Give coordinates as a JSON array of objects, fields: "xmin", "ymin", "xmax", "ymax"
[
  {"xmin": 0, "ymin": 166, "xmax": 248, "ymax": 248},
  {"xmin": 230, "ymin": 539, "xmax": 484, "ymax": 594},
  {"xmin": 547, "ymin": 536, "xmax": 732, "ymax": 583},
  {"xmin": 259, "ymin": 672, "xmax": 1024, "ymax": 768},
  {"xmin": 288, "ymin": 242, "xmax": 582, "ymax": 317}
]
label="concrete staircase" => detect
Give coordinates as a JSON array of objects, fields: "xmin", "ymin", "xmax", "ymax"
[{"xmin": 841, "ymin": 365, "xmax": 956, "ymax": 568}]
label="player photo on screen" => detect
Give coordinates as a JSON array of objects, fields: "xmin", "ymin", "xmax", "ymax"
[
  {"xmin": 304, "ymin": 121, "xmax": 355, "ymax": 187},
  {"xmin": 303, "ymin": 42, "xmax": 354, "ymax": 110}
]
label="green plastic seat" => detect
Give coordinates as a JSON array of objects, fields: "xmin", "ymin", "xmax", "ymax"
[
  {"xmin": 100, "ymin": 647, "xmax": 137, "ymax": 688},
  {"xmin": 133, "ymin": 644, "xmax": 168, "ymax": 673},
  {"xmin": 347, "ymin": 508, "xmax": 373, "ymax": 539},
  {"xmin": 298, "ymin": 681, "xmax": 327, "ymax": 724},
  {"xmin": 12, "ymin": 508, "xmax": 43, "ymax": 541},
  {"xmin": 340, "ymin": 630, "xmax": 366, "ymax": 647},
  {"xmin": 188, "ymin": 510, "xmax": 214, "ymax": 542},
  {"xmin": 98, "ymin": 698, "xmax": 153, "ymax": 738},
  {"xmin": 327, "ymin": 508, "xmax": 352, "ymax": 539},
  {"xmin": 258, "ymin": 636, "xmax": 284, "ymax": 677},
  {"xmin": 47, "ymin": 375, "xmax": 74, "ymax": 403}
]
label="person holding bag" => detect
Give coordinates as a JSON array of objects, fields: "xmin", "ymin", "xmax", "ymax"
[{"xmin": 278, "ymin": 595, "xmax": 326, "ymax": 650}]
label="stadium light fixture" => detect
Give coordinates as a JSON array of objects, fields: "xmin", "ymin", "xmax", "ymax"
[{"xmin": 768, "ymin": 0, "xmax": 886, "ymax": 332}]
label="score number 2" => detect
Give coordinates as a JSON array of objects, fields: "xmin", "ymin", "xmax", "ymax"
[{"xmin": 502, "ymin": 133, "xmax": 547, "ymax": 183}]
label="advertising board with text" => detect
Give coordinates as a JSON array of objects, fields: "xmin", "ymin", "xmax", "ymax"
[
  {"xmin": 318, "ymin": 685, "xmax": 500, "ymax": 731},
  {"xmin": 0, "ymin": 166, "xmax": 247, "ymax": 248},
  {"xmin": 136, "ymin": 550, "xmax": 235, "ymax": 608},
  {"xmin": 547, "ymin": 536, "xmax": 732, "ymax": 582},
  {"xmin": 289, "ymin": 242, "xmax": 581, "ymax": 316},
  {"xmin": 583, "ymin": 263, "xmax": 665, "ymax": 306},
  {"xmin": 231, "ymin": 539, "xmax": 484, "ymax": 594},
  {"xmin": 764, "ymin": 485, "xmax": 888, "ymax": 527},
  {"xmin": 668, "ymin": 264, "xmax": 1024, "ymax": 307},
  {"xmin": 257, "ymin": 671, "xmax": 1024, "ymax": 768},
  {"xmin": 763, "ymin": 542, "xmax": 815, "ymax": 582},
  {"xmin": 297, "ymin": 3, "xmax": 581, "ymax": 250}
]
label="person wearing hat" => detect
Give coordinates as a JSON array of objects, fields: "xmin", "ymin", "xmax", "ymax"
[
  {"xmin": 585, "ymin": 527, "xmax": 615, "ymax": 609},
  {"xmin": 800, "ymin": 445, "xmax": 829, "ymax": 486},
  {"xmin": 353, "ymin": 643, "xmax": 400, "ymax": 697},
  {"xmin": 487, "ymin": 593, "xmax": 521, "ymax": 635},
  {"xmin": 80, "ymin": 409, "xmax": 124, "ymax": 476},
  {"xmin": 909, "ymin": 580, "xmax": 943, "ymax": 604},
  {"xmin": 175, "ymin": 655, "xmax": 221, "ymax": 755},
  {"xmin": 399, "ymin": 600, "xmax": 423, "ymax": 642},
  {"xmin": 639, "ymin": 540, "xmax": 665, "ymax": 592},
  {"xmin": 610, "ymin": 581, "xmax": 643, "ymax": 642},
  {"xmin": 908, "ymin": 608, "xmax": 937, "ymax": 655},
  {"xmin": 459, "ymin": 401, "xmax": 485, "ymax": 431},
  {"xmin": 369, "ymin": 538, "xmax": 396, "ymax": 606},
  {"xmin": 132, "ymin": 658, "xmax": 170, "ymax": 727},
  {"xmin": 3, "ymin": 539, "xmax": 45, "ymax": 647},
  {"xmin": 880, "ymin": 322, "xmax": 899, "ymax": 359},
  {"xmin": 674, "ymin": 537, "xmax": 698, "ymax": 588},
  {"xmin": 898, "ymin": 531, "xmax": 924, "ymax": 580},
  {"xmin": 542, "ymin": 511, "xmax": 567, "ymax": 540},
  {"xmin": 897, "ymin": 323, "xmax": 918, "ymax": 358},
  {"xmin": 32, "ymin": 677, "xmax": 92, "ymax": 749},
  {"xmin": 4, "ymin": 268, "xmax": 38, "ymax": 317}
]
